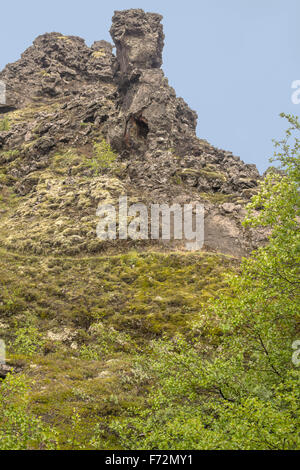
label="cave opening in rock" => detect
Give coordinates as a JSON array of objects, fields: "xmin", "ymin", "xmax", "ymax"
[{"xmin": 135, "ymin": 116, "xmax": 149, "ymax": 140}]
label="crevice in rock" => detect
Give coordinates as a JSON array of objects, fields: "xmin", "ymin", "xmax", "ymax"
[{"xmin": 0, "ymin": 105, "xmax": 17, "ymax": 114}]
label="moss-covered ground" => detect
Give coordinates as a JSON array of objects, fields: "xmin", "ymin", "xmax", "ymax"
[{"xmin": 0, "ymin": 246, "xmax": 235, "ymax": 448}]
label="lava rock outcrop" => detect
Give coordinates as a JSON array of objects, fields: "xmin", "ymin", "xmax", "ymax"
[{"xmin": 0, "ymin": 9, "xmax": 266, "ymax": 257}]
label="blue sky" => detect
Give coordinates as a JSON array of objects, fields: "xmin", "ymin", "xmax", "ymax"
[{"xmin": 1, "ymin": 0, "xmax": 299, "ymax": 173}]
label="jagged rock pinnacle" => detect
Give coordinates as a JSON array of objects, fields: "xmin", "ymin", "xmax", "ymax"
[
  {"xmin": 110, "ymin": 9, "xmax": 164, "ymax": 76},
  {"xmin": 0, "ymin": 8, "xmax": 263, "ymax": 258}
]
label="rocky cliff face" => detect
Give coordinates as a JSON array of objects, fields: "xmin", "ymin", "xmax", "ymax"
[{"xmin": 0, "ymin": 8, "xmax": 265, "ymax": 257}]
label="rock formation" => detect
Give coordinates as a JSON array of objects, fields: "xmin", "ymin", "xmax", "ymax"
[
  {"xmin": 0, "ymin": 9, "xmax": 266, "ymax": 257},
  {"xmin": 109, "ymin": 10, "xmax": 198, "ymax": 160}
]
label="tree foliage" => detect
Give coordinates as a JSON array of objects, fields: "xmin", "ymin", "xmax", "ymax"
[{"xmin": 109, "ymin": 114, "xmax": 300, "ymax": 450}]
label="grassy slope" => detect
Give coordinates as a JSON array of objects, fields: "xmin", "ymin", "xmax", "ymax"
[
  {"xmin": 0, "ymin": 248, "xmax": 235, "ymax": 448},
  {"xmin": 0, "ymin": 110, "xmax": 237, "ymax": 448}
]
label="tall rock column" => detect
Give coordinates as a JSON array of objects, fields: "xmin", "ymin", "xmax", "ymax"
[
  {"xmin": 108, "ymin": 9, "xmax": 198, "ymax": 158},
  {"xmin": 110, "ymin": 9, "xmax": 164, "ymax": 76}
]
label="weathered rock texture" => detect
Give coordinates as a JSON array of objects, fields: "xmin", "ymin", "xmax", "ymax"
[
  {"xmin": 0, "ymin": 9, "xmax": 266, "ymax": 257},
  {"xmin": 111, "ymin": 10, "xmax": 164, "ymax": 75}
]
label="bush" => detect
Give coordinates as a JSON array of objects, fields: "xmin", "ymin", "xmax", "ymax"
[
  {"xmin": 10, "ymin": 324, "xmax": 44, "ymax": 356},
  {"xmin": 88, "ymin": 140, "xmax": 117, "ymax": 174},
  {"xmin": 107, "ymin": 115, "xmax": 300, "ymax": 450},
  {"xmin": 0, "ymin": 117, "xmax": 10, "ymax": 131}
]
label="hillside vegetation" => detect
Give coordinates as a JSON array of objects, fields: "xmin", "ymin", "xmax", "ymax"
[{"xmin": 0, "ymin": 8, "xmax": 299, "ymax": 450}]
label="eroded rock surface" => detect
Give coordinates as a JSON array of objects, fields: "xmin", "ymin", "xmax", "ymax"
[{"xmin": 0, "ymin": 8, "xmax": 266, "ymax": 257}]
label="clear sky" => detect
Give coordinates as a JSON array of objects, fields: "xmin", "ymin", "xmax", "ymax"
[{"xmin": 1, "ymin": 0, "xmax": 299, "ymax": 173}]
